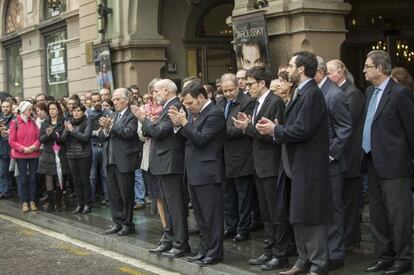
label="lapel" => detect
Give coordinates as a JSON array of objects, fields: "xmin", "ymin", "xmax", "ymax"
[
  {"xmin": 339, "ymin": 79, "xmax": 351, "ymax": 92},
  {"xmin": 117, "ymin": 108, "xmax": 130, "ymax": 127},
  {"xmin": 285, "ymin": 79, "xmax": 315, "ymax": 116},
  {"xmin": 156, "ymin": 97, "xmax": 178, "ymax": 123},
  {"xmin": 226, "ymin": 93, "xmax": 242, "ymax": 121},
  {"xmin": 254, "ymin": 91, "xmax": 271, "ymax": 124},
  {"xmin": 194, "ymin": 102, "xmax": 213, "ymax": 125},
  {"xmin": 373, "ymin": 79, "xmax": 393, "ymax": 121}
]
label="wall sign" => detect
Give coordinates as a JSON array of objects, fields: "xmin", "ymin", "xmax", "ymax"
[{"xmin": 47, "ymin": 40, "xmax": 68, "ymax": 85}]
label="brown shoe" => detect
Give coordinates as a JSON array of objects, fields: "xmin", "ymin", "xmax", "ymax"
[
  {"xmin": 22, "ymin": 202, "xmax": 30, "ymax": 213},
  {"xmin": 279, "ymin": 266, "xmax": 308, "ymax": 275},
  {"xmin": 30, "ymin": 201, "xmax": 38, "ymax": 211}
]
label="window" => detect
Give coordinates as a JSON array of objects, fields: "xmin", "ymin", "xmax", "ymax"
[
  {"xmin": 5, "ymin": 0, "xmax": 23, "ymax": 33},
  {"xmin": 45, "ymin": 0, "xmax": 67, "ymax": 18},
  {"xmin": 45, "ymin": 30, "xmax": 68, "ymax": 99},
  {"xmin": 6, "ymin": 43, "xmax": 23, "ymax": 98}
]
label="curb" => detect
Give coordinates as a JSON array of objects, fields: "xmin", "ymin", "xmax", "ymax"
[{"xmin": 0, "ymin": 200, "xmax": 257, "ymax": 275}]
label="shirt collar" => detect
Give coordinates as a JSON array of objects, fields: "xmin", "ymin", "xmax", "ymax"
[
  {"xmin": 338, "ymin": 79, "xmax": 347, "ymax": 87},
  {"xmin": 119, "ymin": 107, "xmax": 128, "ymax": 117},
  {"xmin": 298, "ymin": 78, "xmax": 312, "ymax": 90},
  {"xmin": 377, "ymin": 77, "xmax": 391, "ymax": 91},
  {"xmin": 258, "ymin": 90, "xmax": 270, "ymax": 104},
  {"xmin": 317, "ymin": 76, "xmax": 328, "ymax": 88},
  {"xmin": 163, "ymin": 96, "xmax": 176, "ymax": 109},
  {"xmin": 200, "ymin": 99, "xmax": 212, "ymax": 113}
]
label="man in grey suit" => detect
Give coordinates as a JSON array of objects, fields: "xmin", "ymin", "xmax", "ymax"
[
  {"xmin": 132, "ymin": 79, "xmax": 190, "ymax": 258},
  {"xmin": 362, "ymin": 50, "xmax": 414, "ymax": 275},
  {"xmin": 99, "ymin": 88, "xmax": 141, "ymax": 236},
  {"xmin": 327, "ymin": 59, "xmax": 365, "ymax": 252},
  {"xmin": 315, "ymin": 56, "xmax": 352, "ymax": 270}
]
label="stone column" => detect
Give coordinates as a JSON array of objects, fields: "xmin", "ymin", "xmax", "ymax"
[
  {"xmin": 108, "ymin": 0, "xmax": 168, "ymax": 91},
  {"xmin": 233, "ymin": 0, "xmax": 351, "ymax": 70},
  {"xmin": 0, "ymin": 46, "xmax": 6, "ymax": 92}
]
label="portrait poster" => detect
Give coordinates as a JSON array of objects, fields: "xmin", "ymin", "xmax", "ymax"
[
  {"xmin": 232, "ymin": 11, "xmax": 271, "ymax": 71},
  {"xmin": 93, "ymin": 43, "xmax": 114, "ymax": 91}
]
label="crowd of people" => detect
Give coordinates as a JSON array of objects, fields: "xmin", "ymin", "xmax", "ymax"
[{"xmin": 0, "ymin": 49, "xmax": 413, "ymax": 275}]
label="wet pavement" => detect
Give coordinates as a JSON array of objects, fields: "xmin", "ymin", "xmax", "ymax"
[
  {"xmin": 0, "ymin": 197, "xmax": 401, "ymax": 275},
  {"xmin": 0, "ymin": 218, "xmax": 174, "ymax": 275}
]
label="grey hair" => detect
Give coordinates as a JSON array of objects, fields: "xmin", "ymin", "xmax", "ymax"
[
  {"xmin": 220, "ymin": 73, "xmax": 238, "ymax": 86},
  {"xmin": 148, "ymin": 77, "xmax": 162, "ymax": 94},
  {"xmin": 316, "ymin": 56, "xmax": 327, "ymax": 75},
  {"xmin": 114, "ymin": 88, "xmax": 131, "ymax": 102},
  {"xmin": 367, "ymin": 50, "xmax": 392, "ymax": 76},
  {"xmin": 155, "ymin": 79, "xmax": 178, "ymax": 94}
]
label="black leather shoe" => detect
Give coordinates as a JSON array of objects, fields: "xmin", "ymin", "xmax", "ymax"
[
  {"xmin": 385, "ymin": 263, "xmax": 412, "ymax": 275},
  {"xmin": 196, "ymin": 257, "xmax": 221, "ymax": 267},
  {"xmin": 82, "ymin": 204, "xmax": 91, "ymax": 214},
  {"xmin": 248, "ymin": 254, "xmax": 272, "ymax": 265},
  {"xmin": 187, "ymin": 253, "xmax": 204, "ymax": 262},
  {"xmin": 149, "ymin": 243, "xmax": 172, "ymax": 254},
  {"xmin": 224, "ymin": 230, "xmax": 236, "ymax": 240},
  {"xmin": 117, "ymin": 226, "xmax": 136, "ymax": 236},
  {"xmin": 328, "ymin": 259, "xmax": 345, "ymax": 271},
  {"xmin": 366, "ymin": 260, "xmax": 393, "ymax": 272},
  {"xmin": 232, "ymin": 233, "xmax": 249, "ymax": 243},
  {"xmin": 260, "ymin": 256, "xmax": 289, "ymax": 271},
  {"xmin": 161, "ymin": 247, "xmax": 191, "ymax": 259},
  {"xmin": 104, "ymin": 225, "xmax": 122, "ymax": 234},
  {"xmin": 72, "ymin": 205, "xmax": 83, "ymax": 214}
]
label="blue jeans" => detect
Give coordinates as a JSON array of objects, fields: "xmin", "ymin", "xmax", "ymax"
[
  {"xmin": 134, "ymin": 169, "xmax": 145, "ymax": 203},
  {"xmin": 16, "ymin": 158, "xmax": 38, "ymax": 203},
  {"xmin": 90, "ymin": 144, "xmax": 108, "ymax": 201},
  {"xmin": 0, "ymin": 158, "xmax": 11, "ymax": 194}
]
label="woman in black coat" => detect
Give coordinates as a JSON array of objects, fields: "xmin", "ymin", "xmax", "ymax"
[
  {"xmin": 38, "ymin": 102, "xmax": 69, "ymax": 211},
  {"xmin": 61, "ymin": 104, "xmax": 93, "ymax": 214}
]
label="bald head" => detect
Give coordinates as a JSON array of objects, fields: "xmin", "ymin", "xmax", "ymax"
[{"xmin": 153, "ymin": 79, "xmax": 178, "ymax": 105}]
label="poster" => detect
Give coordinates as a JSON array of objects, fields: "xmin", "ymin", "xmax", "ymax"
[
  {"xmin": 232, "ymin": 11, "xmax": 271, "ymax": 71},
  {"xmin": 93, "ymin": 43, "xmax": 114, "ymax": 91},
  {"xmin": 47, "ymin": 40, "xmax": 68, "ymax": 84}
]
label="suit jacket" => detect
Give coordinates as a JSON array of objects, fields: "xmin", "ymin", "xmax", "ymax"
[
  {"xmin": 340, "ymin": 80, "xmax": 365, "ymax": 178},
  {"xmin": 141, "ymin": 97, "xmax": 185, "ymax": 175},
  {"xmin": 320, "ymin": 78, "xmax": 353, "ymax": 176},
  {"xmin": 180, "ymin": 102, "xmax": 226, "ymax": 186},
  {"xmin": 105, "ymin": 108, "xmax": 141, "ymax": 173},
  {"xmin": 365, "ymin": 78, "xmax": 414, "ymax": 178},
  {"xmin": 244, "ymin": 91, "xmax": 285, "ymax": 178},
  {"xmin": 221, "ymin": 92, "xmax": 255, "ymax": 178},
  {"xmin": 274, "ymin": 79, "xmax": 332, "ymax": 224}
]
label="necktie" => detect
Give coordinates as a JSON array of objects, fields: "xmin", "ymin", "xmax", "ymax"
[
  {"xmin": 115, "ymin": 112, "xmax": 122, "ymax": 125},
  {"xmin": 252, "ymin": 100, "xmax": 260, "ymax": 124},
  {"xmin": 192, "ymin": 113, "xmax": 199, "ymax": 122},
  {"xmin": 362, "ymin": 87, "xmax": 381, "ymax": 153},
  {"xmin": 224, "ymin": 100, "xmax": 233, "ymax": 119}
]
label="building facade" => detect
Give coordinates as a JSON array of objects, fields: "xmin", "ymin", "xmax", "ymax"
[{"xmin": 0, "ymin": 0, "xmax": 413, "ymax": 98}]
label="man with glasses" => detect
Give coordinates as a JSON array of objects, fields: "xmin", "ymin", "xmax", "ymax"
[
  {"xmin": 361, "ymin": 50, "xmax": 414, "ymax": 275},
  {"xmin": 233, "ymin": 66, "xmax": 289, "ymax": 271}
]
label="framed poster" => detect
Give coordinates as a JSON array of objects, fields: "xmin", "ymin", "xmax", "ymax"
[
  {"xmin": 47, "ymin": 40, "xmax": 68, "ymax": 85},
  {"xmin": 232, "ymin": 11, "xmax": 271, "ymax": 71},
  {"xmin": 93, "ymin": 43, "xmax": 114, "ymax": 91}
]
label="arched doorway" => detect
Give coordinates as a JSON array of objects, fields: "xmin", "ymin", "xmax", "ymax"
[{"xmin": 184, "ymin": 1, "xmax": 236, "ymax": 84}]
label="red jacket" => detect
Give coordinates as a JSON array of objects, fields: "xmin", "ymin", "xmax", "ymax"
[{"xmin": 8, "ymin": 115, "xmax": 41, "ymax": 159}]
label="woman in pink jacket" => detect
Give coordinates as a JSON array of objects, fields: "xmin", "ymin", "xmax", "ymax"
[{"xmin": 9, "ymin": 101, "xmax": 41, "ymax": 212}]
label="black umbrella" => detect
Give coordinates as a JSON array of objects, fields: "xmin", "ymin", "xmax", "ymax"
[{"xmin": 0, "ymin": 92, "xmax": 13, "ymax": 100}]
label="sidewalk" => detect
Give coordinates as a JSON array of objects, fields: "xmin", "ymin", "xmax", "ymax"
[{"xmin": 0, "ymin": 199, "xmax": 376, "ymax": 275}]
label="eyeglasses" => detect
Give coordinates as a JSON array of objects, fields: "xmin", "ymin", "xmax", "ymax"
[
  {"xmin": 363, "ymin": 64, "xmax": 377, "ymax": 69},
  {"xmin": 245, "ymin": 81, "xmax": 258, "ymax": 87}
]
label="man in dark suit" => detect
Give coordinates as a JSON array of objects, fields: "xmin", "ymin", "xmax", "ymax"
[
  {"xmin": 132, "ymin": 79, "xmax": 190, "ymax": 258},
  {"xmin": 361, "ymin": 50, "xmax": 414, "ymax": 275},
  {"xmin": 315, "ymin": 56, "xmax": 353, "ymax": 271},
  {"xmin": 257, "ymin": 51, "xmax": 332, "ymax": 275},
  {"xmin": 233, "ymin": 66, "xmax": 290, "ymax": 271},
  {"xmin": 327, "ymin": 59, "xmax": 365, "ymax": 252},
  {"xmin": 99, "ymin": 88, "xmax": 141, "ymax": 236},
  {"xmin": 219, "ymin": 73, "xmax": 255, "ymax": 242},
  {"xmin": 168, "ymin": 80, "xmax": 226, "ymax": 266}
]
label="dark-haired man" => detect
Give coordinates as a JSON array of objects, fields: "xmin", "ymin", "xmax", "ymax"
[
  {"xmin": 233, "ymin": 66, "xmax": 289, "ymax": 271},
  {"xmin": 257, "ymin": 51, "xmax": 332, "ymax": 275},
  {"xmin": 169, "ymin": 80, "xmax": 226, "ymax": 266},
  {"xmin": 0, "ymin": 100, "xmax": 14, "ymax": 199}
]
